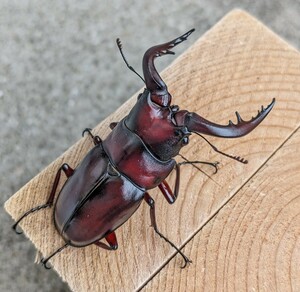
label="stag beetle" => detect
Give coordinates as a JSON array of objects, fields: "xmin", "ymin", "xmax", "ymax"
[{"xmin": 13, "ymin": 29, "xmax": 275, "ymax": 269}]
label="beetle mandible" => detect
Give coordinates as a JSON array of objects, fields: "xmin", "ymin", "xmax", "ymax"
[{"xmin": 13, "ymin": 29, "xmax": 275, "ymax": 269}]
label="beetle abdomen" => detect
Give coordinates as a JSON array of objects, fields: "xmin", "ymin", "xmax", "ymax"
[
  {"xmin": 54, "ymin": 144, "xmax": 144, "ymax": 247},
  {"xmin": 54, "ymin": 145, "xmax": 108, "ymax": 232},
  {"xmin": 59, "ymin": 175, "xmax": 143, "ymax": 247}
]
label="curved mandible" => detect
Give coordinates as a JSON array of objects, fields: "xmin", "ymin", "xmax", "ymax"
[
  {"xmin": 142, "ymin": 29, "xmax": 195, "ymax": 107},
  {"xmin": 176, "ymin": 98, "xmax": 275, "ymax": 138}
]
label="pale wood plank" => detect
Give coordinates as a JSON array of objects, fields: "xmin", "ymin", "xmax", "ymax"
[
  {"xmin": 4, "ymin": 9, "xmax": 300, "ymax": 291},
  {"xmin": 144, "ymin": 126, "xmax": 300, "ymax": 292}
]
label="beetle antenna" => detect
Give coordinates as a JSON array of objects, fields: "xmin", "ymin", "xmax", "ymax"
[
  {"xmin": 116, "ymin": 38, "xmax": 146, "ymax": 84},
  {"xmin": 195, "ymin": 133, "xmax": 248, "ymax": 164},
  {"xmin": 41, "ymin": 242, "xmax": 69, "ymax": 269}
]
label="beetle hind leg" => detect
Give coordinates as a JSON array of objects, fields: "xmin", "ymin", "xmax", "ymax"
[
  {"xmin": 41, "ymin": 242, "xmax": 69, "ymax": 269},
  {"xmin": 94, "ymin": 231, "xmax": 118, "ymax": 250},
  {"xmin": 144, "ymin": 192, "xmax": 192, "ymax": 268},
  {"xmin": 12, "ymin": 163, "xmax": 74, "ymax": 234}
]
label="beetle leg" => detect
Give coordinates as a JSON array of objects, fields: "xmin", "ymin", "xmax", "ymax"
[
  {"xmin": 109, "ymin": 122, "xmax": 118, "ymax": 130},
  {"xmin": 12, "ymin": 163, "xmax": 74, "ymax": 234},
  {"xmin": 158, "ymin": 164, "xmax": 180, "ymax": 204},
  {"xmin": 82, "ymin": 128, "xmax": 102, "ymax": 145},
  {"xmin": 41, "ymin": 242, "xmax": 69, "ymax": 269},
  {"xmin": 178, "ymin": 154, "xmax": 219, "ymax": 174},
  {"xmin": 144, "ymin": 192, "xmax": 192, "ymax": 268},
  {"xmin": 94, "ymin": 231, "xmax": 118, "ymax": 250}
]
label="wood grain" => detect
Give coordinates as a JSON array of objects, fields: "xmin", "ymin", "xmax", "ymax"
[
  {"xmin": 143, "ymin": 124, "xmax": 300, "ymax": 292},
  {"xmin": 4, "ymin": 9, "xmax": 300, "ymax": 291}
]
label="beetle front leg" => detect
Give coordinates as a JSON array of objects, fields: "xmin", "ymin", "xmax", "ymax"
[
  {"xmin": 158, "ymin": 164, "xmax": 180, "ymax": 204},
  {"xmin": 178, "ymin": 154, "xmax": 219, "ymax": 174},
  {"xmin": 12, "ymin": 163, "xmax": 74, "ymax": 234},
  {"xmin": 144, "ymin": 192, "xmax": 191, "ymax": 268},
  {"xmin": 158, "ymin": 159, "xmax": 218, "ymax": 205},
  {"xmin": 94, "ymin": 231, "xmax": 118, "ymax": 250}
]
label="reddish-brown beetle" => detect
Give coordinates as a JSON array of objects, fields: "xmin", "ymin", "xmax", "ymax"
[{"xmin": 13, "ymin": 29, "xmax": 275, "ymax": 269}]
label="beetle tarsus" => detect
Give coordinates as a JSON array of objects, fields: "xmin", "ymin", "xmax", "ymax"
[
  {"xmin": 144, "ymin": 192, "xmax": 191, "ymax": 268},
  {"xmin": 41, "ymin": 242, "xmax": 69, "ymax": 270},
  {"xmin": 82, "ymin": 128, "xmax": 102, "ymax": 145},
  {"xmin": 82, "ymin": 127, "xmax": 92, "ymax": 137},
  {"xmin": 153, "ymin": 225, "xmax": 192, "ymax": 269},
  {"xmin": 41, "ymin": 258, "xmax": 52, "ymax": 270},
  {"xmin": 12, "ymin": 203, "xmax": 51, "ymax": 235},
  {"xmin": 178, "ymin": 154, "xmax": 219, "ymax": 174}
]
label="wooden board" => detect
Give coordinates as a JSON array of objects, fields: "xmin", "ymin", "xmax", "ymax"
[
  {"xmin": 5, "ymin": 9, "xmax": 300, "ymax": 291},
  {"xmin": 143, "ymin": 116, "xmax": 300, "ymax": 292}
]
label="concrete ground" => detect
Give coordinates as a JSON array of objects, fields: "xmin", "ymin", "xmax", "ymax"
[{"xmin": 1, "ymin": 1, "xmax": 299, "ymax": 291}]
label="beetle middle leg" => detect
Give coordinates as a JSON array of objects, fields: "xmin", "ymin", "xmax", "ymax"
[
  {"xmin": 144, "ymin": 192, "xmax": 191, "ymax": 268},
  {"xmin": 109, "ymin": 122, "xmax": 118, "ymax": 130},
  {"xmin": 82, "ymin": 128, "xmax": 102, "ymax": 145},
  {"xmin": 12, "ymin": 163, "xmax": 74, "ymax": 234}
]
